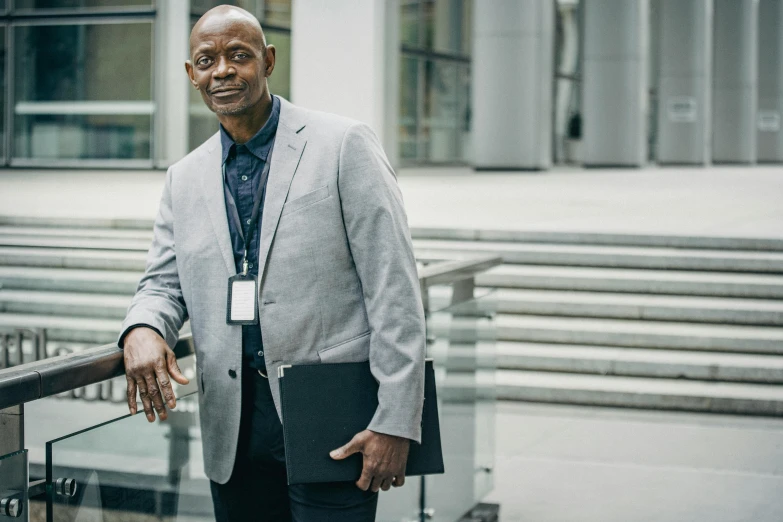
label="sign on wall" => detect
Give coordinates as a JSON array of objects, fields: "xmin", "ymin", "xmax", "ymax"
[
  {"xmin": 667, "ymin": 97, "xmax": 697, "ymax": 123},
  {"xmin": 757, "ymin": 111, "xmax": 781, "ymax": 132}
]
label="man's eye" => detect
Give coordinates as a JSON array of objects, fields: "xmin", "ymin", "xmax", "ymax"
[
  {"xmin": 197, "ymin": 57, "xmax": 212, "ymax": 67},
  {"xmin": 234, "ymin": 53, "xmax": 248, "ymax": 60}
]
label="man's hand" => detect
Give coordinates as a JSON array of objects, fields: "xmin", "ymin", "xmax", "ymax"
[
  {"xmin": 330, "ymin": 430, "xmax": 410, "ymax": 492},
  {"xmin": 123, "ymin": 327, "xmax": 189, "ymax": 422}
]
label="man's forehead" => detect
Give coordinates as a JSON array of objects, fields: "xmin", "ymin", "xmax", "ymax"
[{"xmin": 190, "ymin": 11, "xmax": 264, "ymax": 50}]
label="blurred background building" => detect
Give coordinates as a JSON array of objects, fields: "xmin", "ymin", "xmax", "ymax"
[{"xmin": 1, "ymin": 0, "xmax": 781, "ymax": 170}]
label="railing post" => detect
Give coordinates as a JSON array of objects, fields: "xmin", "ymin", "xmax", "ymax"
[
  {"xmin": 0, "ymin": 406, "xmax": 28, "ymax": 521},
  {"xmin": 0, "ymin": 405, "xmax": 23, "ymax": 457}
]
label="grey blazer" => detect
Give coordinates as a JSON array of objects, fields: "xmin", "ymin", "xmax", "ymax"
[{"xmin": 119, "ymin": 97, "xmax": 426, "ymax": 485}]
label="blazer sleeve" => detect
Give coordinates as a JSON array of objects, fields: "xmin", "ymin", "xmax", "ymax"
[
  {"xmin": 118, "ymin": 166, "xmax": 188, "ymax": 350},
  {"xmin": 337, "ymin": 122, "xmax": 426, "ymax": 443}
]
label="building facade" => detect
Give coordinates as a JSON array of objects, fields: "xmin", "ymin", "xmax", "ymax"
[{"xmin": 0, "ymin": 0, "xmax": 781, "ymax": 170}]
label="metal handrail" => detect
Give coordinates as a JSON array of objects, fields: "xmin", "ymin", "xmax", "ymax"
[{"xmin": 0, "ymin": 255, "xmax": 502, "ymax": 411}]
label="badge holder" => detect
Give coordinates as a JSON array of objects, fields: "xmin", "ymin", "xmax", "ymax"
[{"xmin": 227, "ymin": 258, "xmax": 259, "ymax": 325}]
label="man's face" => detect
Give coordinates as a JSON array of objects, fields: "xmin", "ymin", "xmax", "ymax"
[{"xmin": 186, "ymin": 17, "xmax": 275, "ymax": 116}]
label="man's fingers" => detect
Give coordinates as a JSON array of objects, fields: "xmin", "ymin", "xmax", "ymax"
[
  {"xmin": 167, "ymin": 350, "xmax": 190, "ymax": 385},
  {"xmin": 380, "ymin": 477, "xmax": 393, "ymax": 491},
  {"xmin": 355, "ymin": 468, "xmax": 373, "ymax": 491},
  {"xmin": 154, "ymin": 363, "xmax": 176, "ymax": 410},
  {"xmin": 392, "ymin": 475, "xmax": 406, "ymax": 488},
  {"xmin": 369, "ymin": 475, "xmax": 384, "ymax": 493},
  {"xmin": 136, "ymin": 378, "xmax": 155, "ymax": 422},
  {"xmin": 126, "ymin": 376, "xmax": 137, "ymax": 415},
  {"xmin": 330, "ymin": 436, "xmax": 362, "ymax": 460},
  {"xmin": 143, "ymin": 372, "xmax": 167, "ymax": 421}
]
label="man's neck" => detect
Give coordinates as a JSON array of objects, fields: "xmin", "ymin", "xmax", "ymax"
[{"xmin": 218, "ymin": 93, "xmax": 273, "ymax": 145}]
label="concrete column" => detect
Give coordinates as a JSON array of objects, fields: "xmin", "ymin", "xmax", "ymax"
[
  {"xmin": 154, "ymin": 0, "xmax": 191, "ymax": 168},
  {"xmin": 583, "ymin": 0, "xmax": 649, "ymax": 167},
  {"xmin": 472, "ymin": 0, "xmax": 553, "ymax": 170},
  {"xmin": 656, "ymin": 0, "xmax": 712, "ymax": 165},
  {"xmin": 757, "ymin": 0, "xmax": 783, "ymax": 162},
  {"xmin": 291, "ymin": 0, "xmax": 400, "ymax": 166},
  {"xmin": 712, "ymin": 0, "xmax": 758, "ymax": 164}
]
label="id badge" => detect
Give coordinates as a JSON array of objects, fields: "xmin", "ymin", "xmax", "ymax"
[{"xmin": 227, "ymin": 273, "xmax": 259, "ymax": 325}]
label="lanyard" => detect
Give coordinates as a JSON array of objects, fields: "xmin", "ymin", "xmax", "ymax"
[{"xmin": 222, "ymin": 140, "xmax": 276, "ymax": 276}]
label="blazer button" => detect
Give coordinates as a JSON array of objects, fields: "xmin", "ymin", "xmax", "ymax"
[{"xmin": 228, "ymin": 369, "xmax": 237, "ymax": 378}]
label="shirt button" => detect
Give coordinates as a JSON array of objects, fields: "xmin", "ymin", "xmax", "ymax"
[
  {"xmin": 241, "ymin": 175, "xmax": 248, "ymax": 181},
  {"xmin": 248, "ymin": 262, "xmax": 254, "ymax": 268},
  {"xmin": 228, "ymin": 369, "xmax": 236, "ymax": 378},
  {"xmin": 246, "ymin": 219, "xmax": 251, "ymax": 225},
  {"xmin": 257, "ymin": 350, "xmax": 264, "ymax": 357}
]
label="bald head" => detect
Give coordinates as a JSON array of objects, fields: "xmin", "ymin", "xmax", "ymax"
[{"xmin": 190, "ymin": 5, "xmax": 266, "ymax": 57}]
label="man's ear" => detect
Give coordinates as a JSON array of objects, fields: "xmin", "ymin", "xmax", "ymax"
[
  {"xmin": 184, "ymin": 61, "xmax": 199, "ymax": 89},
  {"xmin": 264, "ymin": 45, "xmax": 276, "ymax": 77}
]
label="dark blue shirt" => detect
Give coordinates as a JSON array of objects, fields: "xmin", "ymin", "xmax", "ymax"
[{"xmin": 220, "ymin": 95, "xmax": 280, "ymax": 372}]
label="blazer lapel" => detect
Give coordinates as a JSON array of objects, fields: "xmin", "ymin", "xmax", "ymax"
[
  {"xmin": 258, "ymin": 120, "xmax": 306, "ymax": 282},
  {"xmin": 200, "ymin": 133, "xmax": 237, "ymax": 276}
]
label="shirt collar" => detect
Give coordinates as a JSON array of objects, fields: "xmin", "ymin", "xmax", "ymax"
[{"xmin": 219, "ymin": 94, "xmax": 281, "ymax": 165}]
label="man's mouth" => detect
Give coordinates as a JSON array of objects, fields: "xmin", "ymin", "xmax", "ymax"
[{"xmin": 210, "ymin": 86, "xmax": 243, "ymax": 96}]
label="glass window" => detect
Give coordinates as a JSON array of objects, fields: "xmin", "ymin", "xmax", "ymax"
[
  {"xmin": 399, "ymin": 0, "xmax": 471, "ymax": 164},
  {"xmin": 399, "ymin": 56, "xmax": 420, "ymax": 160},
  {"xmin": 14, "ymin": 0, "xmax": 151, "ymax": 10},
  {"xmin": 424, "ymin": 0, "xmax": 466, "ymax": 55},
  {"xmin": 13, "ymin": 22, "xmax": 153, "ymax": 161},
  {"xmin": 267, "ymin": 30, "xmax": 291, "ymax": 100},
  {"xmin": 0, "ymin": 26, "xmax": 6, "ymax": 163},
  {"xmin": 192, "ymin": 0, "xmax": 291, "ymax": 27},
  {"xmin": 401, "ymin": 0, "xmax": 421, "ymax": 47},
  {"xmin": 423, "ymin": 60, "xmax": 459, "ymax": 162}
]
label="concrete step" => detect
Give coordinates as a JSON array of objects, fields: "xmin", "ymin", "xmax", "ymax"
[
  {"xmin": 0, "ymin": 290, "xmax": 130, "ymax": 319},
  {"xmin": 477, "ymin": 265, "xmax": 783, "ymax": 299},
  {"xmin": 413, "ymin": 239, "xmax": 783, "ymax": 273},
  {"xmin": 0, "ymin": 247, "xmax": 147, "ymax": 271},
  {"xmin": 494, "ymin": 341, "xmax": 783, "ymax": 384},
  {"xmin": 0, "ymin": 226, "xmax": 153, "ymax": 241},
  {"xmin": 496, "ymin": 314, "xmax": 783, "ymax": 355},
  {"xmin": 0, "ymin": 266, "xmax": 140, "ymax": 294},
  {"xmin": 0, "ymin": 235, "xmax": 151, "ymax": 251},
  {"xmin": 0, "ymin": 215, "xmax": 153, "ymax": 230},
  {"xmin": 493, "ymin": 289, "xmax": 783, "ymax": 326},
  {"xmin": 495, "ymin": 370, "xmax": 783, "ymax": 416},
  {"xmin": 0, "ymin": 313, "xmax": 121, "ymax": 344},
  {"xmin": 411, "ymin": 227, "xmax": 783, "ymax": 252}
]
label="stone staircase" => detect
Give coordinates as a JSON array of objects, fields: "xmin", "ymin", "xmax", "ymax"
[
  {"xmin": 1, "ymin": 217, "xmax": 782, "ymax": 415},
  {"xmin": 411, "ymin": 228, "xmax": 783, "ymax": 415}
]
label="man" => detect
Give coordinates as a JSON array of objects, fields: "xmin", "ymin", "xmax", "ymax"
[{"xmin": 118, "ymin": 5, "xmax": 426, "ymax": 521}]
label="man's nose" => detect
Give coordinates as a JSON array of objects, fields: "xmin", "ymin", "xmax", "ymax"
[{"xmin": 213, "ymin": 56, "xmax": 235, "ymax": 78}]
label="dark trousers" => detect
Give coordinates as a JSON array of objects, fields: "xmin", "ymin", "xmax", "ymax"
[{"xmin": 209, "ymin": 363, "xmax": 378, "ymax": 522}]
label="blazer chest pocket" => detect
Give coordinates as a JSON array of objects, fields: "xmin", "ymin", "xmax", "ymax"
[
  {"xmin": 317, "ymin": 331, "xmax": 371, "ymax": 363},
  {"xmin": 281, "ymin": 185, "xmax": 330, "ymax": 216}
]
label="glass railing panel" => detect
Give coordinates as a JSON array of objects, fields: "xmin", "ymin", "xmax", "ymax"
[
  {"xmin": 377, "ymin": 285, "xmax": 497, "ymax": 522},
  {"xmin": 427, "ymin": 285, "xmax": 496, "ymax": 521},
  {"xmin": 0, "ymin": 449, "xmax": 28, "ymax": 519},
  {"xmin": 24, "ymin": 352, "xmax": 199, "ymax": 512},
  {"xmin": 46, "ymin": 391, "xmax": 213, "ymax": 521}
]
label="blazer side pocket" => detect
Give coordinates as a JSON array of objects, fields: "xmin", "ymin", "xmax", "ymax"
[
  {"xmin": 317, "ymin": 331, "xmax": 371, "ymax": 363},
  {"xmin": 281, "ymin": 185, "xmax": 330, "ymax": 216}
]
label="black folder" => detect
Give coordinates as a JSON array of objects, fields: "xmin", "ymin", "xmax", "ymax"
[{"xmin": 277, "ymin": 359, "xmax": 445, "ymax": 485}]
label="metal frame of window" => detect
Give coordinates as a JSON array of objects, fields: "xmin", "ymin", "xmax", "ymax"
[
  {"xmin": 399, "ymin": 0, "xmax": 471, "ymax": 167},
  {"xmin": 2, "ymin": 7, "xmax": 157, "ymax": 168}
]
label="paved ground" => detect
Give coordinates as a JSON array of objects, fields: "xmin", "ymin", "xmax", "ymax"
[
  {"xmin": 487, "ymin": 402, "xmax": 783, "ymax": 522},
  {"xmin": 1, "ymin": 164, "xmax": 781, "ymax": 238}
]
